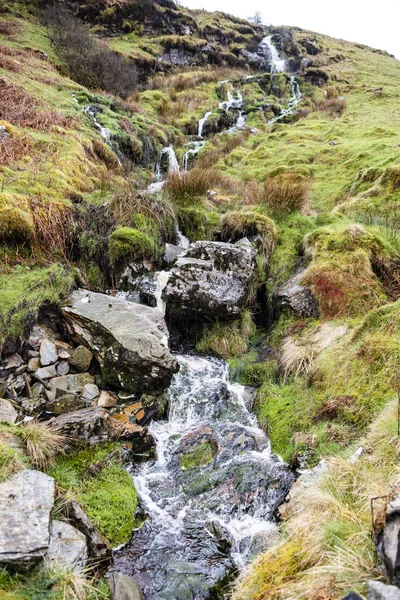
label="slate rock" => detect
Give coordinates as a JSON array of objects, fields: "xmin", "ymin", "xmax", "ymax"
[
  {"xmin": 63, "ymin": 289, "xmax": 178, "ymax": 394},
  {"xmin": 46, "ymin": 393, "xmax": 86, "ymax": 416},
  {"xmin": 367, "ymin": 581, "xmax": 400, "ymax": 600},
  {"xmin": 48, "ymin": 407, "xmax": 118, "ymax": 444},
  {"xmin": 0, "ymin": 398, "xmax": 18, "ymax": 424},
  {"xmin": 69, "ymin": 345, "xmax": 93, "ymax": 372},
  {"xmin": 39, "ymin": 339, "xmax": 58, "ymax": 366},
  {"xmin": 273, "ymin": 269, "xmax": 319, "ymax": 318},
  {"xmin": 35, "ymin": 365, "xmax": 57, "ymax": 379},
  {"xmin": 0, "ymin": 470, "xmax": 54, "ymax": 570},
  {"xmin": 44, "ymin": 520, "xmax": 87, "ymax": 572},
  {"xmin": 56, "ymin": 361, "xmax": 70, "ymax": 376},
  {"xmin": 65, "ymin": 499, "xmax": 112, "ymax": 564},
  {"xmin": 50, "ymin": 373, "xmax": 95, "ymax": 398},
  {"xmin": 28, "ymin": 358, "xmax": 41, "ymax": 372},
  {"xmin": 81, "ymin": 383, "xmax": 100, "ymax": 401}
]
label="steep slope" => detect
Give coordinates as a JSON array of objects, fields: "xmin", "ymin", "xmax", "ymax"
[{"xmin": 0, "ymin": 0, "xmax": 400, "ymax": 598}]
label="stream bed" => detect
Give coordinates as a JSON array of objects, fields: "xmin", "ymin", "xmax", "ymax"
[{"xmin": 112, "ymin": 355, "xmax": 294, "ymax": 599}]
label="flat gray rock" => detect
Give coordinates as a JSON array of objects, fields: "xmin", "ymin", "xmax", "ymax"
[
  {"xmin": 0, "ymin": 470, "xmax": 55, "ymax": 570},
  {"xmin": 273, "ymin": 269, "xmax": 319, "ymax": 318},
  {"xmin": 44, "ymin": 520, "xmax": 87, "ymax": 571},
  {"xmin": 47, "ymin": 407, "xmax": 118, "ymax": 444},
  {"xmin": 40, "ymin": 339, "xmax": 58, "ymax": 366},
  {"xmin": 63, "ymin": 290, "xmax": 178, "ymax": 393}
]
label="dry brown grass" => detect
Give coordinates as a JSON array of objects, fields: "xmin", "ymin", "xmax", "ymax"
[
  {"xmin": 31, "ymin": 198, "xmax": 73, "ymax": 259},
  {"xmin": 0, "ymin": 54, "xmax": 21, "ymax": 72},
  {"xmin": 315, "ymin": 97, "xmax": 347, "ymax": 115},
  {"xmin": 19, "ymin": 421, "xmax": 67, "ymax": 469},
  {"xmin": 0, "ymin": 21, "xmax": 20, "ymax": 37},
  {"xmin": 0, "ymin": 79, "xmax": 72, "ymax": 130},
  {"xmin": 165, "ymin": 168, "xmax": 225, "ymax": 204},
  {"xmin": 261, "ymin": 173, "xmax": 310, "ymax": 217},
  {"xmin": 0, "ymin": 133, "xmax": 32, "ymax": 165}
]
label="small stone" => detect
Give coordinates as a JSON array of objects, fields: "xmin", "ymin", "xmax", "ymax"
[
  {"xmin": 35, "ymin": 365, "xmax": 57, "ymax": 379},
  {"xmin": 81, "ymin": 383, "xmax": 99, "ymax": 401},
  {"xmin": 45, "ymin": 385, "xmax": 57, "ymax": 403},
  {"xmin": 28, "ymin": 349, "xmax": 40, "ymax": 358},
  {"xmin": 28, "ymin": 358, "xmax": 41, "ymax": 372},
  {"xmin": 0, "ymin": 398, "xmax": 18, "ymax": 424},
  {"xmin": 4, "ymin": 353, "xmax": 23, "ymax": 369},
  {"xmin": 31, "ymin": 382, "xmax": 45, "ymax": 399},
  {"xmin": 69, "ymin": 346, "xmax": 93, "ymax": 373},
  {"xmin": 14, "ymin": 365, "xmax": 27, "ymax": 376},
  {"xmin": 52, "ymin": 373, "xmax": 94, "ymax": 398},
  {"xmin": 40, "ymin": 339, "xmax": 58, "ymax": 366},
  {"xmin": 55, "ymin": 341, "xmax": 73, "ymax": 351},
  {"xmin": 46, "ymin": 393, "xmax": 85, "ymax": 415},
  {"xmin": 58, "ymin": 350, "xmax": 71, "ymax": 360},
  {"xmin": 98, "ymin": 390, "xmax": 118, "ymax": 408},
  {"xmin": 57, "ymin": 361, "xmax": 70, "ymax": 376},
  {"xmin": 0, "ymin": 382, "xmax": 7, "ymax": 398}
]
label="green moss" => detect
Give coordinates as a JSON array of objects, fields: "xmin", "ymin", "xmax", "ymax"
[
  {"xmin": 178, "ymin": 206, "xmax": 219, "ymax": 241},
  {"xmin": 180, "ymin": 441, "xmax": 216, "ymax": 469},
  {"xmin": 0, "ymin": 206, "xmax": 34, "ymax": 247},
  {"xmin": 0, "ymin": 441, "xmax": 29, "ymax": 483},
  {"xmin": 109, "ymin": 226, "xmax": 156, "ymax": 268},
  {"xmin": 49, "ymin": 444, "xmax": 137, "ymax": 547},
  {"xmin": 220, "ymin": 210, "xmax": 277, "ymax": 259},
  {"xmin": 197, "ymin": 310, "xmax": 256, "ymax": 359}
]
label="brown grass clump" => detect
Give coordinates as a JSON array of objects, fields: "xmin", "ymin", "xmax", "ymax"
[
  {"xmin": 315, "ymin": 97, "xmax": 347, "ymax": 115},
  {"xmin": 18, "ymin": 421, "xmax": 67, "ymax": 469},
  {"xmin": 0, "ymin": 79, "xmax": 72, "ymax": 130},
  {"xmin": 165, "ymin": 168, "xmax": 224, "ymax": 204},
  {"xmin": 0, "ymin": 21, "xmax": 20, "ymax": 37},
  {"xmin": 261, "ymin": 173, "xmax": 310, "ymax": 217},
  {"xmin": 0, "ymin": 54, "xmax": 21, "ymax": 72},
  {"xmin": 0, "ymin": 132, "xmax": 32, "ymax": 165},
  {"xmin": 31, "ymin": 199, "xmax": 73, "ymax": 259}
]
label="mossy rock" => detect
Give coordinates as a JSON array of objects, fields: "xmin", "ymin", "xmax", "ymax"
[
  {"xmin": 109, "ymin": 226, "xmax": 156, "ymax": 269},
  {"xmin": 0, "ymin": 206, "xmax": 34, "ymax": 246},
  {"xmin": 178, "ymin": 206, "xmax": 219, "ymax": 241},
  {"xmin": 220, "ymin": 210, "xmax": 277, "ymax": 259},
  {"xmin": 180, "ymin": 440, "xmax": 217, "ymax": 470}
]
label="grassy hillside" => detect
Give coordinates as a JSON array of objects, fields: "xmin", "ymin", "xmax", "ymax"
[{"xmin": 0, "ymin": 0, "xmax": 400, "ymax": 597}]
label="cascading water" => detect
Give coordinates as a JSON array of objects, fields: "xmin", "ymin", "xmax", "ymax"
[
  {"xmin": 182, "ymin": 140, "xmax": 205, "ymax": 171},
  {"xmin": 155, "ymin": 145, "xmax": 180, "ymax": 181},
  {"xmin": 267, "ymin": 75, "xmax": 302, "ymax": 125},
  {"xmin": 259, "ymin": 35, "xmax": 286, "ymax": 74},
  {"xmin": 112, "ymin": 355, "xmax": 294, "ymax": 598},
  {"xmin": 198, "ymin": 111, "xmax": 212, "ymax": 138}
]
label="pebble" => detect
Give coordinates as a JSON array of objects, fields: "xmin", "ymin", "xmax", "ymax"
[
  {"xmin": 35, "ymin": 365, "xmax": 57, "ymax": 379},
  {"xmin": 40, "ymin": 339, "xmax": 58, "ymax": 366},
  {"xmin": 28, "ymin": 358, "xmax": 41, "ymax": 372},
  {"xmin": 81, "ymin": 383, "xmax": 100, "ymax": 401},
  {"xmin": 98, "ymin": 391, "xmax": 118, "ymax": 408},
  {"xmin": 57, "ymin": 362, "xmax": 70, "ymax": 376}
]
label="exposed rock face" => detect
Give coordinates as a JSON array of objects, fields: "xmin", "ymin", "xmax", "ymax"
[
  {"xmin": 367, "ymin": 581, "xmax": 400, "ymax": 600},
  {"xmin": 63, "ymin": 290, "xmax": 178, "ymax": 393},
  {"xmin": 0, "ymin": 470, "xmax": 54, "ymax": 570},
  {"xmin": 165, "ymin": 240, "xmax": 257, "ymax": 325},
  {"xmin": 47, "ymin": 407, "xmax": 118, "ymax": 445},
  {"xmin": 44, "ymin": 520, "xmax": 87, "ymax": 572},
  {"xmin": 109, "ymin": 571, "xmax": 143, "ymax": 600},
  {"xmin": 273, "ymin": 269, "xmax": 319, "ymax": 318},
  {"xmin": 379, "ymin": 494, "xmax": 400, "ymax": 585},
  {"xmin": 64, "ymin": 499, "xmax": 112, "ymax": 565}
]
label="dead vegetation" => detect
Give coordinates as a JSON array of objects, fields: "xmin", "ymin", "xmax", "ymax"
[
  {"xmin": 31, "ymin": 198, "xmax": 74, "ymax": 259},
  {"xmin": 0, "ymin": 79, "xmax": 72, "ymax": 130},
  {"xmin": 165, "ymin": 168, "xmax": 225, "ymax": 204},
  {"xmin": 0, "ymin": 132, "xmax": 32, "ymax": 165}
]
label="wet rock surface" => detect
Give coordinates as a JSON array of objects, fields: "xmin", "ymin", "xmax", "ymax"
[
  {"xmin": 0, "ymin": 470, "xmax": 54, "ymax": 570},
  {"xmin": 63, "ymin": 289, "xmax": 178, "ymax": 393},
  {"xmin": 165, "ymin": 240, "xmax": 257, "ymax": 326},
  {"xmin": 273, "ymin": 269, "xmax": 319, "ymax": 318},
  {"xmin": 109, "ymin": 571, "xmax": 143, "ymax": 600}
]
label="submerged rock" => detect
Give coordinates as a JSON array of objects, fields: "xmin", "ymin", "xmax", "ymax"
[
  {"xmin": 63, "ymin": 290, "xmax": 178, "ymax": 393},
  {"xmin": 165, "ymin": 240, "xmax": 256, "ymax": 325},
  {"xmin": 0, "ymin": 470, "xmax": 54, "ymax": 570}
]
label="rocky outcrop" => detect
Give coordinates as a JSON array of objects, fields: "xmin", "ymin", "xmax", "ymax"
[
  {"xmin": 63, "ymin": 289, "xmax": 178, "ymax": 393},
  {"xmin": 273, "ymin": 269, "xmax": 319, "ymax": 318},
  {"xmin": 165, "ymin": 240, "xmax": 256, "ymax": 326},
  {"xmin": 64, "ymin": 499, "xmax": 112, "ymax": 565},
  {"xmin": 378, "ymin": 493, "xmax": 400, "ymax": 585},
  {"xmin": 0, "ymin": 470, "xmax": 54, "ymax": 570},
  {"xmin": 109, "ymin": 572, "xmax": 143, "ymax": 600},
  {"xmin": 44, "ymin": 520, "xmax": 87, "ymax": 572}
]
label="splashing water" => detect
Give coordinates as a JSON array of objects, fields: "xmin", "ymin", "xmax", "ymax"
[
  {"xmin": 198, "ymin": 111, "xmax": 212, "ymax": 138},
  {"xmin": 260, "ymin": 36, "xmax": 286, "ymax": 74},
  {"xmin": 112, "ymin": 355, "xmax": 294, "ymax": 598},
  {"xmin": 155, "ymin": 145, "xmax": 180, "ymax": 181}
]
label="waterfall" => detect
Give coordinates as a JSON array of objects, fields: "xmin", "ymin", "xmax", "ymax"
[
  {"xmin": 155, "ymin": 145, "xmax": 180, "ymax": 181},
  {"xmin": 113, "ymin": 355, "xmax": 294, "ymax": 598},
  {"xmin": 82, "ymin": 105, "xmax": 113, "ymax": 144},
  {"xmin": 219, "ymin": 89, "xmax": 243, "ymax": 112},
  {"xmin": 182, "ymin": 140, "xmax": 205, "ymax": 171},
  {"xmin": 259, "ymin": 35, "xmax": 286, "ymax": 74},
  {"xmin": 267, "ymin": 75, "xmax": 302, "ymax": 125},
  {"xmin": 198, "ymin": 111, "xmax": 212, "ymax": 138}
]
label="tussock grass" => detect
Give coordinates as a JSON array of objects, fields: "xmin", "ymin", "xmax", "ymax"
[
  {"xmin": 220, "ymin": 210, "xmax": 277, "ymax": 260},
  {"xmin": 0, "ymin": 440, "xmax": 28, "ymax": 483},
  {"xmin": 17, "ymin": 421, "xmax": 67, "ymax": 470},
  {"xmin": 261, "ymin": 174, "xmax": 310, "ymax": 218},
  {"xmin": 165, "ymin": 168, "xmax": 224, "ymax": 205},
  {"xmin": 233, "ymin": 400, "xmax": 400, "ymax": 600}
]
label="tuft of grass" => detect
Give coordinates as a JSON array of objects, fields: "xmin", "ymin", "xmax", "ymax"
[
  {"xmin": 48, "ymin": 444, "xmax": 138, "ymax": 547},
  {"xmin": 0, "ymin": 205, "xmax": 34, "ymax": 247},
  {"xmin": 220, "ymin": 210, "xmax": 277, "ymax": 260},
  {"xmin": 260, "ymin": 174, "xmax": 310, "ymax": 218},
  {"xmin": 165, "ymin": 168, "xmax": 224, "ymax": 205},
  {"xmin": 17, "ymin": 421, "xmax": 67, "ymax": 470},
  {"xmin": 197, "ymin": 310, "xmax": 256, "ymax": 359}
]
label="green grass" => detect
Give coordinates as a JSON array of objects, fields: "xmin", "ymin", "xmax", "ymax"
[{"xmin": 48, "ymin": 444, "xmax": 138, "ymax": 547}]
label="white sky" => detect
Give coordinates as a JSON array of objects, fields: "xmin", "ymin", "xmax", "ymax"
[{"xmin": 183, "ymin": 0, "xmax": 400, "ymax": 59}]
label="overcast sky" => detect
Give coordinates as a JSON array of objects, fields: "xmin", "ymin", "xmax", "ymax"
[{"xmin": 183, "ymin": 0, "xmax": 400, "ymax": 59}]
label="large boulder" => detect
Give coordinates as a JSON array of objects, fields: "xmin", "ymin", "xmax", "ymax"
[
  {"xmin": 164, "ymin": 240, "xmax": 257, "ymax": 324},
  {"xmin": 0, "ymin": 470, "xmax": 54, "ymax": 570},
  {"xmin": 44, "ymin": 520, "xmax": 87, "ymax": 572},
  {"xmin": 63, "ymin": 290, "xmax": 178, "ymax": 393},
  {"xmin": 273, "ymin": 269, "xmax": 319, "ymax": 318}
]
